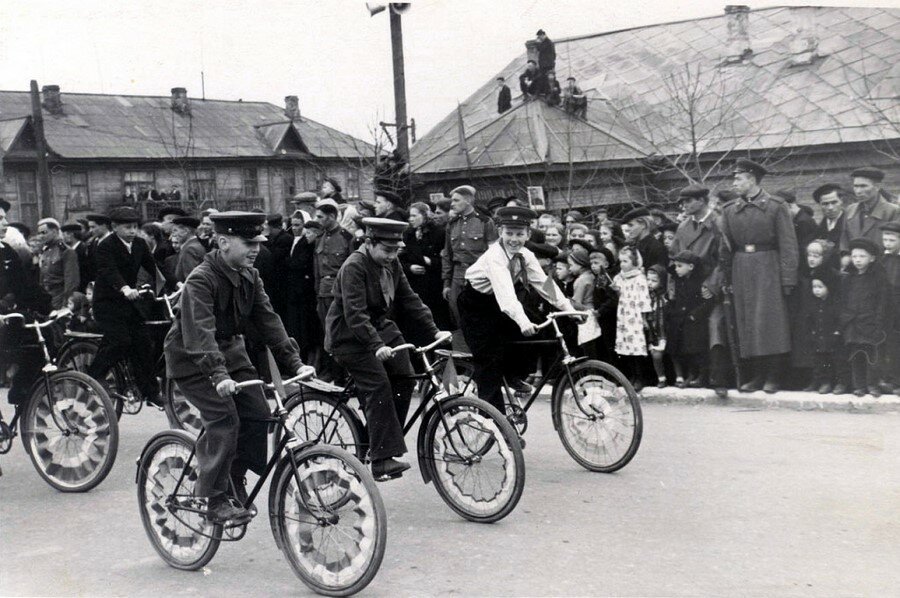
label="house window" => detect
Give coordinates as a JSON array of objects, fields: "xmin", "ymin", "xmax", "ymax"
[
  {"xmin": 282, "ymin": 167, "xmax": 296, "ymax": 198},
  {"xmin": 242, "ymin": 168, "xmax": 259, "ymax": 197},
  {"xmin": 123, "ymin": 170, "xmax": 155, "ymax": 200},
  {"xmin": 347, "ymin": 166, "xmax": 360, "ymax": 199},
  {"xmin": 69, "ymin": 171, "xmax": 90, "ymax": 209},
  {"xmin": 188, "ymin": 168, "xmax": 216, "ymax": 202}
]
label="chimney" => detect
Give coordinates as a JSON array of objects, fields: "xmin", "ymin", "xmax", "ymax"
[
  {"xmin": 284, "ymin": 95, "xmax": 301, "ymax": 120},
  {"xmin": 525, "ymin": 39, "xmax": 540, "ymax": 66},
  {"xmin": 788, "ymin": 9, "xmax": 821, "ymax": 66},
  {"xmin": 42, "ymin": 85, "xmax": 63, "ymax": 115},
  {"xmin": 724, "ymin": 5, "xmax": 752, "ymax": 64},
  {"xmin": 170, "ymin": 87, "xmax": 190, "ymax": 115}
]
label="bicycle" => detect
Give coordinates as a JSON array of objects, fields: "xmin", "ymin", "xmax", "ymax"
[
  {"xmin": 135, "ymin": 364, "xmax": 387, "ymax": 597},
  {"xmin": 280, "ymin": 332, "xmax": 526, "ymax": 524},
  {"xmin": 436, "ymin": 310, "xmax": 643, "ymax": 473},
  {"xmin": 0, "ymin": 309, "xmax": 119, "ymax": 492},
  {"xmin": 57, "ymin": 287, "xmax": 184, "ymax": 421}
]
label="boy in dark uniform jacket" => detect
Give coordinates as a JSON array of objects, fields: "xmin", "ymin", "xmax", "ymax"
[
  {"xmin": 325, "ymin": 218, "xmax": 446, "ymax": 480},
  {"xmin": 666, "ymin": 251, "xmax": 712, "ymax": 388},
  {"xmin": 879, "ymin": 222, "xmax": 900, "ymax": 394},
  {"xmin": 839, "ymin": 238, "xmax": 889, "ymax": 397}
]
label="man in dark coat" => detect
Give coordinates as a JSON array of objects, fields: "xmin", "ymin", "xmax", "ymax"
[
  {"xmin": 263, "ymin": 214, "xmax": 293, "ymax": 320},
  {"xmin": 840, "ymin": 167, "xmax": 900, "ymax": 254},
  {"xmin": 171, "ymin": 216, "xmax": 206, "ymax": 283},
  {"xmin": 621, "ymin": 207, "xmax": 667, "ymax": 270},
  {"xmin": 812, "ymin": 183, "xmax": 846, "ymax": 247},
  {"xmin": 774, "ymin": 189, "xmax": 817, "ymax": 263},
  {"xmin": 374, "ymin": 190, "xmax": 407, "ymax": 222},
  {"xmin": 535, "ymin": 29, "xmax": 556, "ymax": 74},
  {"xmin": 719, "ymin": 159, "xmax": 799, "ymax": 393},
  {"xmin": 164, "ymin": 211, "xmax": 314, "ymax": 523},
  {"xmin": 668, "ymin": 185, "xmax": 730, "ymax": 397},
  {"xmin": 325, "ymin": 218, "xmax": 444, "ymax": 480},
  {"xmin": 286, "ymin": 216, "xmax": 323, "ymax": 365},
  {"xmin": 519, "ymin": 60, "xmax": 546, "ymax": 98},
  {"xmin": 61, "ymin": 222, "xmax": 90, "ymax": 291},
  {"xmin": 84, "ymin": 213, "xmax": 111, "ymax": 285},
  {"xmin": 87, "ymin": 207, "xmax": 161, "ymax": 406},
  {"xmin": 497, "ymin": 77, "xmax": 512, "ymax": 114}
]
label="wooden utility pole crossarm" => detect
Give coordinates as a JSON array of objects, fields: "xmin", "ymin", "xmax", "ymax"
[{"xmin": 30, "ymin": 80, "xmax": 54, "ymax": 218}]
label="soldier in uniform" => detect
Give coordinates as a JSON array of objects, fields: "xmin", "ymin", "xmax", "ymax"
[
  {"xmin": 164, "ymin": 212, "xmax": 315, "ymax": 523},
  {"xmin": 840, "ymin": 167, "xmax": 900, "ymax": 254},
  {"xmin": 441, "ymin": 185, "xmax": 497, "ymax": 327},
  {"xmin": 87, "ymin": 207, "xmax": 162, "ymax": 405},
  {"xmin": 314, "ymin": 198, "xmax": 355, "ymax": 381},
  {"xmin": 36, "ymin": 218, "xmax": 80, "ymax": 309},
  {"xmin": 719, "ymin": 159, "xmax": 799, "ymax": 393},
  {"xmin": 457, "ymin": 207, "xmax": 576, "ymax": 414},
  {"xmin": 171, "ymin": 216, "xmax": 206, "ymax": 283},
  {"xmin": 325, "ymin": 218, "xmax": 445, "ymax": 480}
]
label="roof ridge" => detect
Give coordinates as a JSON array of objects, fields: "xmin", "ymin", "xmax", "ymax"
[{"xmin": 0, "ymin": 89, "xmax": 273, "ymax": 105}]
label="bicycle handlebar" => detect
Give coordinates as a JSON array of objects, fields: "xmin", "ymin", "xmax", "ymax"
[
  {"xmin": 233, "ymin": 370, "xmax": 316, "ymax": 391},
  {"xmin": 390, "ymin": 330, "xmax": 453, "ymax": 356},
  {"xmin": 0, "ymin": 309, "xmax": 72, "ymax": 328},
  {"xmin": 535, "ymin": 310, "xmax": 592, "ymax": 330}
]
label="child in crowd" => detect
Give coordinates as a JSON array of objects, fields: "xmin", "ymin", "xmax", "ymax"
[
  {"xmin": 802, "ymin": 267, "xmax": 843, "ymax": 394},
  {"xmin": 880, "ymin": 222, "xmax": 900, "ymax": 394},
  {"xmin": 553, "ymin": 253, "xmax": 574, "ymax": 296},
  {"xmin": 839, "ymin": 238, "xmax": 888, "ymax": 397},
  {"xmin": 791, "ymin": 239, "xmax": 837, "ymax": 388},
  {"xmin": 589, "ymin": 246, "xmax": 619, "ymax": 365},
  {"xmin": 65, "ymin": 290, "xmax": 97, "ymax": 333},
  {"xmin": 567, "ymin": 223, "xmax": 588, "ymax": 241},
  {"xmin": 659, "ymin": 223, "xmax": 677, "ymax": 252},
  {"xmin": 645, "ymin": 265, "xmax": 668, "ymax": 388},
  {"xmin": 612, "ymin": 246, "xmax": 652, "ymax": 390},
  {"xmin": 665, "ymin": 251, "xmax": 711, "ymax": 388},
  {"xmin": 567, "ymin": 244, "xmax": 599, "ymax": 357}
]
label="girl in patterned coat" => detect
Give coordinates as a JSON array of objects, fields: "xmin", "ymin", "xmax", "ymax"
[{"xmin": 612, "ymin": 246, "xmax": 652, "ymax": 390}]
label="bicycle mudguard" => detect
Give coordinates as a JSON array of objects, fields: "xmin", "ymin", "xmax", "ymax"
[
  {"xmin": 414, "ymin": 397, "xmax": 462, "ymax": 486},
  {"xmin": 266, "ymin": 442, "xmax": 316, "ymax": 551},
  {"xmin": 134, "ymin": 429, "xmax": 197, "ymax": 484}
]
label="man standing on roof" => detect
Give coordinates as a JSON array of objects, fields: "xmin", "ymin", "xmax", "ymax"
[
  {"xmin": 535, "ymin": 29, "xmax": 556, "ymax": 75},
  {"xmin": 441, "ymin": 185, "xmax": 498, "ymax": 327},
  {"xmin": 497, "ymin": 76, "xmax": 512, "ymax": 114},
  {"xmin": 718, "ymin": 159, "xmax": 799, "ymax": 394}
]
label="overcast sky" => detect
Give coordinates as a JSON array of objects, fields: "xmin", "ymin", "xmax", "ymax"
[{"xmin": 1, "ymin": 0, "xmax": 895, "ymax": 144}]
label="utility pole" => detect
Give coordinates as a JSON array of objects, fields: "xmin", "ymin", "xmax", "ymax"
[
  {"xmin": 389, "ymin": 8, "xmax": 409, "ymax": 164},
  {"xmin": 30, "ymin": 80, "xmax": 53, "ymax": 218}
]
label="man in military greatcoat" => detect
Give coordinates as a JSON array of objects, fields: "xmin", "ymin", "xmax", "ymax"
[
  {"xmin": 441, "ymin": 185, "xmax": 497, "ymax": 327},
  {"xmin": 840, "ymin": 167, "xmax": 900, "ymax": 254},
  {"xmin": 718, "ymin": 159, "xmax": 799, "ymax": 393},
  {"xmin": 164, "ymin": 212, "xmax": 314, "ymax": 523}
]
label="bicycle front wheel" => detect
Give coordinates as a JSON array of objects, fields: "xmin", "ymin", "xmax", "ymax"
[
  {"xmin": 20, "ymin": 371, "xmax": 119, "ymax": 492},
  {"xmin": 423, "ymin": 396, "xmax": 525, "ymax": 523},
  {"xmin": 552, "ymin": 360, "xmax": 642, "ymax": 473},
  {"xmin": 136, "ymin": 430, "xmax": 221, "ymax": 570},
  {"xmin": 272, "ymin": 444, "xmax": 386, "ymax": 596}
]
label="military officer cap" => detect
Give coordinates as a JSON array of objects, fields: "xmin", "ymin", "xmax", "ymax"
[
  {"xmin": 678, "ymin": 184, "xmax": 709, "ymax": 201},
  {"xmin": 60, "ymin": 222, "xmax": 82, "ymax": 233},
  {"xmin": 773, "ymin": 189, "xmax": 797, "ymax": 203},
  {"xmin": 847, "ymin": 237, "xmax": 879, "ymax": 256},
  {"xmin": 733, "ymin": 158, "xmax": 768, "ymax": 180},
  {"xmin": 812, "ymin": 183, "xmax": 843, "ymax": 203},
  {"xmin": 172, "ymin": 216, "xmax": 200, "ymax": 228},
  {"xmin": 525, "ymin": 241, "xmax": 559, "ymax": 260},
  {"xmin": 449, "ymin": 185, "xmax": 476, "ymax": 199},
  {"xmin": 210, "ymin": 211, "xmax": 267, "ymax": 242},
  {"xmin": 314, "ymin": 198, "xmax": 340, "ymax": 213},
  {"xmin": 496, "ymin": 205, "xmax": 537, "ymax": 228},
  {"xmin": 108, "ymin": 206, "xmax": 140, "ymax": 224},
  {"xmin": 303, "ymin": 220, "xmax": 323, "ymax": 230},
  {"xmin": 880, "ymin": 221, "xmax": 900, "ymax": 235},
  {"xmin": 376, "ymin": 190, "xmax": 402, "ymax": 206},
  {"xmin": 86, "ymin": 213, "xmax": 111, "ymax": 226},
  {"xmin": 671, "ymin": 250, "xmax": 701, "ymax": 266},
  {"xmin": 621, "ymin": 207, "xmax": 651, "ymax": 224},
  {"xmin": 293, "ymin": 191, "xmax": 319, "ymax": 204},
  {"xmin": 157, "ymin": 206, "xmax": 187, "ymax": 219},
  {"xmin": 0, "ymin": 198, "xmax": 10, "ymax": 212},
  {"xmin": 362, "ymin": 217, "xmax": 407, "ymax": 247},
  {"xmin": 850, "ymin": 167, "xmax": 884, "ymax": 183}
]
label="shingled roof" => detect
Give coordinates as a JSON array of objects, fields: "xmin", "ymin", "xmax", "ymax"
[
  {"xmin": 0, "ymin": 90, "xmax": 374, "ymax": 160},
  {"xmin": 412, "ymin": 5, "xmax": 900, "ymax": 175}
]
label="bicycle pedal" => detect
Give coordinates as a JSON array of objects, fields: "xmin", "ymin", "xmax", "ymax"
[{"xmin": 374, "ymin": 471, "xmax": 404, "ymax": 482}]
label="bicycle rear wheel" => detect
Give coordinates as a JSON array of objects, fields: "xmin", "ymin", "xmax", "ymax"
[
  {"xmin": 163, "ymin": 378, "xmax": 203, "ymax": 436},
  {"xmin": 20, "ymin": 371, "xmax": 119, "ymax": 492},
  {"xmin": 423, "ymin": 395, "xmax": 525, "ymax": 523},
  {"xmin": 283, "ymin": 392, "xmax": 367, "ymax": 460},
  {"xmin": 552, "ymin": 360, "xmax": 642, "ymax": 473},
  {"xmin": 57, "ymin": 340, "xmax": 126, "ymax": 419},
  {"xmin": 136, "ymin": 430, "xmax": 221, "ymax": 570},
  {"xmin": 271, "ymin": 444, "xmax": 386, "ymax": 596}
]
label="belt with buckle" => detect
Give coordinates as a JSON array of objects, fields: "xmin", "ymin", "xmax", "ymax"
[{"xmin": 736, "ymin": 243, "xmax": 775, "ymax": 253}]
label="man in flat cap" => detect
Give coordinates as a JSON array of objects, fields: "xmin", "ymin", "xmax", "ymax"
[
  {"xmin": 620, "ymin": 207, "xmax": 667, "ymax": 269},
  {"xmin": 669, "ymin": 184, "xmax": 730, "ymax": 397},
  {"xmin": 35, "ymin": 218, "xmax": 79, "ymax": 309},
  {"xmin": 535, "ymin": 29, "xmax": 556, "ymax": 76},
  {"xmin": 812, "ymin": 183, "xmax": 847, "ymax": 250},
  {"xmin": 325, "ymin": 217, "xmax": 447, "ymax": 480},
  {"xmin": 497, "ymin": 76, "xmax": 512, "ymax": 114},
  {"xmin": 171, "ymin": 216, "xmax": 206, "ymax": 283},
  {"xmin": 441, "ymin": 185, "xmax": 498, "ymax": 327},
  {"xmin": 373, "ymin": 190, "xmax": 407, "ymax": 222},
  {"xmin": 165, "ymin": 212, "xmax": 315, "ymax": 523},
  {"xmin": 719, "ymin": 158, "xmax": 799, "ymax": 393},
  {"xmin": 88, "ymin": 206, "xmax": 161, "ymax": 407},
  {"xmin": 61, "ymin": 222, "xmax": 90, "ymax": 292},
  {"xmin": 841, "ymin": 167, "xmax": 900, "ymax": 254}
]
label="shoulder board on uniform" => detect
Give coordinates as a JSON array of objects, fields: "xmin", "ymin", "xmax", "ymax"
[
  {"xmin": 767, "ymin": 193, "xmax": 785, "ymax": 204},
  {"xmin": 720, "ymin": 198, "xmax": 739, "ymax": 210},
  {"xmin": 447, "ymin": 213, "xmax": 462, "ymax": 224}
]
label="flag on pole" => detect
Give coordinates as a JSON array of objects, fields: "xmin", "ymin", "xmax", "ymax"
[
  {"xmin": 441, "ymin": 355, "xmax": 460, "ymax": 395},
  {"xmin": 541, "ymin": 275, "xmax": 562, "ymax": 304},
  {"xmin": 154, "ymin": 267, "xmax": 166, "ymax": 295}
]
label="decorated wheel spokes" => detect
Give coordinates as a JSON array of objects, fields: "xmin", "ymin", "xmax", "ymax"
[
  {"xmin": 431, "ymin": 408, "xmax": 515, "ymax": 514},
  {"xmin": 285, "ymin": 399, "xmax": 359, "ymax": 453},
  {"xmin": 144, "ymin": 443, "xmax": 216, "ymax": 562},
  {"xmin": 169, "ymin": 385, "xmax": 202, "ymax": 435},
  {"xmin": 558, "ymin": 374, "xmax": 635, "ymax": 466},
  {"xmin": 281, "ymin": 454, "xmax": 380, "ymax": 589},
  {"xmin": 25, "ymin": 378, "xmax": 113, "ymax": 489}
]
